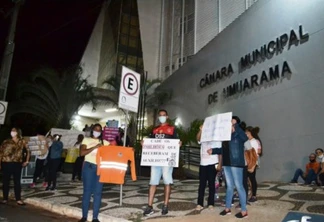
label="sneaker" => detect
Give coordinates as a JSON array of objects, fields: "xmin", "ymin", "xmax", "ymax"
[
  {"xmin": 45, "ymin": 186, "xmax": 51, "ymax": 191},
  {"xmin": 92, "ymin": 219, "xmax": 100, "ymax": 222},
  {"xmin": 78, "ymin": 218, "xmax": 87, "ymax": 222},
  {"xmin": 161, "ymin": 205, "xmax": 168, "ymax": 215},
  {"xmin": 248, "ymin": 196, "xmax": 257, "ymax": 203},
  {"xmin": 235, "ymin": 212, "xmax": 248, "ymax": 219},
  {"xmin": 42, "ymin": 182, "xmax": 48, "ymax": 188},
  {"xmin": 29, "ymin": 183, "xmax": 36, "ymax": 188},
  {"xmin": 143, "ymin": 206, "xmax": 154, "ymax": 216},
  {"xmin": 208, "ymin": 205, "xmax": 214, "ymax": 210},
  {"xmin": 290, "ymin": 180, "xmax": 297, "ymax": 184},
  {"xmin": 50, "ymin": 186, "xmax": 56, "ymax": 191},
  {"xmin": 195, "ymin": 205, "xmax": 204, "ymax": 211},
  {"xmin": 219, "ymin": 209, "xmax": 231, "ymax": 216}
]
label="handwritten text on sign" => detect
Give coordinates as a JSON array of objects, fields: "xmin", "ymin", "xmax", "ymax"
[
  {"xmin": 200, "ymin": 112, "xmax": 232, "ymax": 142},
  {"xmin": 141, "ymin": 139, "xmax": 180, "ymax": 167}
]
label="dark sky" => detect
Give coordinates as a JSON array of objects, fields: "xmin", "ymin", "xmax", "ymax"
[{"xmin": 0, "ymin": 0, "xmax": 103, "ymax": 100}]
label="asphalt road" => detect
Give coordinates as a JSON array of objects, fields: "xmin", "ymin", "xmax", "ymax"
[{"xmin": 0, "ymin": 202, "xmax": 78, "ymax": 222}]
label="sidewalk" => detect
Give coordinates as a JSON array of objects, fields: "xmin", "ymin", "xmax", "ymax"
[{"xmin": 1, "ymin": 175, "xmax": 324, "ymax": 222}]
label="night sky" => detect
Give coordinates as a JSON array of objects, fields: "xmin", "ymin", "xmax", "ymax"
[{"xmin": 0, "ymin": 0, "xmax": 103, "ymax": 100}]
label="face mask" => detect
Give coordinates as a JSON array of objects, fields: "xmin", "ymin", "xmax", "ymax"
[
  {"xmin": 318, "ymin": 154, "xmax": 324, "ymax": 159},
  {"xmin": 93, "ymin": 131, "xmax": 101, "ymax": 138},
  {"xmin": 158, "ymin": 116, "xmax": 167, "ymax": 124},
  {"xmin": 11, "ymin": 131, "xmax": 17, "ymax": 138}
]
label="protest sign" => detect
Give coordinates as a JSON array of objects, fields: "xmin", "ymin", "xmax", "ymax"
[
  {"xmin": 200, "ymin": 141, "xmax": 222, "ymax": 165},
  {"xmin": 25, "ymin": 135, "xmax": 48, "ymax": 156},
  {"xmin": 200, "ymin": 112, "xmax": 232, "ymax": 142},
  {"xmin": 103, "ymin": 127, "xmax": 119, "ymax": 141},
  {"xmin": 141, "ymin": 138, "xmax": 180, "ymax": 167},
  {"xmin": 50, "ymin": 128, "xmax": 84, "ymax": 149}
]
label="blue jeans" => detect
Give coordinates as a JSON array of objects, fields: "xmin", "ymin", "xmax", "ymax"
[
  {"xmin": 223, "ymin": 166, "xmax": 247, "ymax": 211},
  {"xmin": 292, "ymin": 168, "xmax": 317, "ymax": 184},
  {"xmin": 82, "ymin": 162, "xmax": 103, "ymax": 220}
]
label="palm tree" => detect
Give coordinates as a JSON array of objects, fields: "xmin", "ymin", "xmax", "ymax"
[{"xmin": 8, "ymin": 65, "xmax": 96, "ymax": 129}]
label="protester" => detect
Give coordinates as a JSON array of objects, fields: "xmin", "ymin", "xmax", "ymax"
[
  {"xmin": 244, "ymin": 126, "xmax": 262, "ymax": 202},
  {"xmin": 72, "ymin": 134, "xmax": 85, "ymax": 182},
  {"xmin": 45, "ymin": 134, "xmax": 63, "ymax": 191},
  {"xmin": 143, "ymin": 109, "xmax": 182, "ymax": 216},
  {"xmin": 30, "ymin": 149, "xmax": 49, "ymax": 188},
  {"xmin": 290, "ymin": 153, "xmax": 320, "ymax": 185},
  {"xmin": 195, "ymin": 124, "xmax": 222, "ymax": 210},
  {"xmin": 0, "ymin": 128, "xmax": 30, "ymax": 205},
  {"xmin": 79, "ymin": 124, "xmax": 109, "ymax": 222},
  {"xmin": 213, "ymin": 116, "xmax": 248, "ymax": 218}
]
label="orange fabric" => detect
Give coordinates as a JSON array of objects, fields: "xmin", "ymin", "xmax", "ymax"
[
  {"xmin": 245, "ymin": 149, "xmax": 258, "ymax": 173},
  {"xmin": 96, "ymin": 146, "xmax": 137, "ymax": 184},
  {"xmin": 306, "ymin": 162, "xmax": 321, "ymax": 174}
]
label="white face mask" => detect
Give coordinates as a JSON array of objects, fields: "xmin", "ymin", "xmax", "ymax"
[
  {"xmin": 158, "ymin": 116, "xmax": 167, "ymax": 124},
  {"xmin": 93, "ymin": 131, "xmax": 101, "ymax": 138},
  {"xmin": 318, "ymin": 154, "xmax": 324, "ymax": 159},
  {"xmin": 10, "ymin": 131, "xmax": 17, "ymax": 138}
]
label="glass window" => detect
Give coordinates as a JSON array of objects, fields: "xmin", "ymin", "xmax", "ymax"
[
  {"xmin": 130, "ymin": 27, "xmax": 139, "ymax": 37},
  {"xmin": 122, "ymin": 14, "xmax": 130, "ymax": 23},
  {"xmin": 127, "ymin": 55, "xmax": 137, "ymax": 66},
  {"xmin": 120, "ymin": 34, "xmax": 128, "ymax": 45},
  {"xmin": 137, "ymin": 58, "xmax": 143, "ymax": 68},
  {"xmin": 130, "ymin": 16, "xmax": 138, "ymax": 26},
  {"xmin": 129, "ymin": 36, "xmax": 138, "ymax": 48},
  {"xmin": 121, "ymin": 24, "xmax": 129, "ymax": 34},
  {"xmin": 118, "ymin": 53, "xmax": 127, "ymax": 64}
]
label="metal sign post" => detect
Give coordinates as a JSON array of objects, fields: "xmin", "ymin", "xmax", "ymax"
[{"xmin": 117, "ymin": 66, "xmax": 141, "ymax": 206}]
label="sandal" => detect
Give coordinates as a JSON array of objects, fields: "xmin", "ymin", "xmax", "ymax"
[{"xmin": 16, "ymin": 200, "xmax": 26, "ymax": 206}]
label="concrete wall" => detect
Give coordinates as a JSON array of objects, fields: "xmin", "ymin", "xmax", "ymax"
[
  {"xmin": 137, "ymin": 0, "xmax": 162, "ymax": 79},
  {"xmin": 80, "ymin": 2, "xmax": 105, "ymax": 87},
  {"xmin": 159, "ymin": 0, "xmax": 324, "ymax": 182}
]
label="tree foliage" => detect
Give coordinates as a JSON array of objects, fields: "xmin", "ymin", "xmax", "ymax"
[{"xmin": 8, "ymin": 65, "xmax": 96, "ymax": 129}]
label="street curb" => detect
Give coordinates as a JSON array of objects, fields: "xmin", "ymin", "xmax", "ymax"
[{"xmin": 25, "ymin": 198, "xmax": 131, "ymax": 222}]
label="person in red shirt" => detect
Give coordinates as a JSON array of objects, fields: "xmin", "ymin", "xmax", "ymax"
[
  {"xmin": 142, "ymin": 109, "xmax": 181, "ymax": 216},
  {"xmin": 290, "ymin": 153, "xmax": 320, "ymax": 184}
]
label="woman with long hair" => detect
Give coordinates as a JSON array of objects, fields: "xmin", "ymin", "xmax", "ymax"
[
  {"xmin": 79, "ymin": 124, "xmax": 109, "ymax": 222},
  {"xmin": 0, "ymin": 127, "xmax": 30, "ymax": 205},
  {"xmin": 219, "ymin": 116, "xmax": 248, "ymax": 219},
  {"xmin": 245, "ymin": 126, "xmax": 262, "ymax": 202}
]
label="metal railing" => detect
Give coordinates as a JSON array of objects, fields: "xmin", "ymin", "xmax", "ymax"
[{"xmin": 180, "ymin": 145, "xmax": 200, "ymax": 170}]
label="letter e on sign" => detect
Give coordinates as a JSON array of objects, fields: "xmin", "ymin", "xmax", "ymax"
[{"xmin": 118, "ymin": 66, "xmax": 141, "ymax": 113}]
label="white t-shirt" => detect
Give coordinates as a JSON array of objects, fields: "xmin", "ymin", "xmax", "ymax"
[
  {"xmin": 200, "ymin": 141, "xmax": 221, "ymax": 166},
  {"xmin": 244, "ymin": 138, "xmax": 259, "ymax": 166}
]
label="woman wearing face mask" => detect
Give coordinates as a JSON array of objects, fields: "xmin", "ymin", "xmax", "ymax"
[
  {"xmin": 79, "ymin": 123, "xmax": 109, "ymax": 222},
  {"xmin": 45, "ymin": 134, "xmax": 63, "ymax": 191},
  {"xmin": 0, "ymin": 128, "xmax": 30, "ymax": 205}
]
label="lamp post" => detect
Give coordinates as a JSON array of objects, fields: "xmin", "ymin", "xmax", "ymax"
[{"xmin": 0, "ymin": 0, "xmax": 23, "ymax": 100}]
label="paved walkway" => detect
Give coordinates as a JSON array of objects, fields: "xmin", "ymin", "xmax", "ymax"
[{"xmin": 1, "ymin": 175, "xmax": 324, "ymax": 222}]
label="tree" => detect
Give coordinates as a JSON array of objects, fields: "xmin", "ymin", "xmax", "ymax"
[{"xmin": 8, "ymin": 65, "xmax": 96, "ymax": 129}]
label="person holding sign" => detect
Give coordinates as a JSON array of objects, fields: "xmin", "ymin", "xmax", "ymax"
[
  {"xmin": 208, "ymin": 116, "xmax": 248, "ymax": 219},
  {"xmin": 79, "ymin": 124, "xmax": 109, "ymax": 222},
  {"xmin": 0, "ymin": 128, "xmax": 30, "ymax": 205},
  {"xmin": 143, "ymin": 109, "xmax": 181, "ymax": 216},
  {"xmin": 196, "ymin": 125, "xmax": 222, "ymax": 211}
]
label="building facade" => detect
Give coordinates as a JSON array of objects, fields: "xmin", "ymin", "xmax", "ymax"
[{"xmin": 159, "ymin": 0, "xmax": 324, "ymax": 181}]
